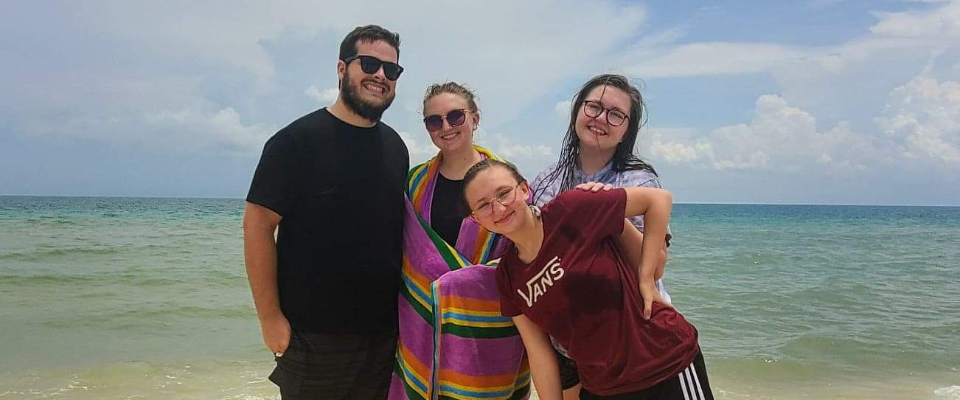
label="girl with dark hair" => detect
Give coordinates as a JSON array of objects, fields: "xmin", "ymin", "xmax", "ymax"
[
  {"xmin": 531, "ymin": 74, "xmax": 672, "ymax": 398},
  {"xmin": 462, "ymin": 159, "xmax": 713, "ymax": 400}
]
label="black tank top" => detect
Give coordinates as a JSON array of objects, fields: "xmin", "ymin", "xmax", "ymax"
[{"xmin": 430, "ymin": 173, "xmax": 465, "ymax": 245}]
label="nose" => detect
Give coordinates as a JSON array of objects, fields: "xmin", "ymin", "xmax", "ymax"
[
  {"xmin": 595, "ymin": 109, "xmax": 609, "ymax": 124},
  {"xmin": 491, "ymin": 200, "xmax": 508, "ymax": 213},
  {"xmin": 371, "ymin": 65, "xmax": 387, "ymax": 81}
]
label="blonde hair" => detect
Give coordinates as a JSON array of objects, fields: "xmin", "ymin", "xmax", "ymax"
[{"xmin": 423, "ymin": 82, "xmax": 480, "ymax": 114}]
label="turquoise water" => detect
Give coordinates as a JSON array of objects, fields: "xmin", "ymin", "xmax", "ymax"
[{"xmin": 0, "ymin": 196, "xmax": 958, "ymax": 399}]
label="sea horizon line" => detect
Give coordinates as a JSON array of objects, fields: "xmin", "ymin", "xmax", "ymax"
[{"xmin": 2, "ymin": 194, "xmax": 958, "ymax": 208}]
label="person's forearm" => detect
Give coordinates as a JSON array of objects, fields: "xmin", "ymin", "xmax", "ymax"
[
  {"xmin": 244, "ymin": 223, "xmax": 282, "ymax": 321},
  {"xmin": 513, "ymin": 315, "xmax": 563, "ymax": 399},
  {"xmin": 656, "ymin": 247, "xmax": 668, "ymax": 281},
  {"xmin": 622, "ymin": 188, "xmax": 672, "ymax": 283},
  {"xmin": 615, "ymin": 220, "xmax": 643, "ymax": 272},
  {"xmin": 527, "ymin": 343, "xmax": 563, "ymax": 400},
  {"xmin": 616, "ymin": 220, "xmax": 669, "ymax": 281},
  {"xmin": 638, "ymin": 198, "xmax": 670, "ymax": 284},
  {"xmin": 619, "ymin": 189, "xmax": 672, "ymax": 316}
]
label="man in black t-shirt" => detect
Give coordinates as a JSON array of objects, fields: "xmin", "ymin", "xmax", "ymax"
[{"xmin": 243, "ymin": 25, "xmax": 409, "ymax": 399}]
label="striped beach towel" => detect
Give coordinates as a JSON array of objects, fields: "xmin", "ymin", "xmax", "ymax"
[
  {"xmin": 407, "ymin": 146, "xmax": 504, "ymax": 263},
  {"xmin": 390, "ymin": 146, "xmax": 530, "ymax": 400}
]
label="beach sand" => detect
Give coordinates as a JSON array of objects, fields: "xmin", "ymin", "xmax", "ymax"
[{"xmin": 0, "ymin": 358, "xmax": 957, "ymax": 399}]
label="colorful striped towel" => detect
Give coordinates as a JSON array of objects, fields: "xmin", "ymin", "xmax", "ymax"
[
  {"xmin": 390, "ymin": 146, "xmax": 530, "ymax": 400},
  {"xmin": 407, "ymin": 145, "xmax": 503, "ymax": 264}
]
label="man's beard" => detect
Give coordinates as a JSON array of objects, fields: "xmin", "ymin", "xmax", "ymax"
[{"xmin": 340, "ymin": 69, "xmax": 395, "ymax": 122}]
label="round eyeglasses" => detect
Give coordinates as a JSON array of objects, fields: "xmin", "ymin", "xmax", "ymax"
[
  {"xmin": 472, "ymin": 183, "xmax": 523, "ymax": 218},
  {"xmin": 583, "ymin": 100, "xmax": 627, "ymax": 126}
]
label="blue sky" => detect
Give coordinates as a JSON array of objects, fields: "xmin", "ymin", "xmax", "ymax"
[{"xmin": 1, "ymin": 1, "xmax": 958, "ymax": 205}]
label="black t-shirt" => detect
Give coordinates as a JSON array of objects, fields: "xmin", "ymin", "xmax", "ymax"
[
  {"xmin": 246, "ymin": 108, "xmax": 409, "ymax": 333},
  {"xmin": 430, "ymin": 173, "xmax": 465, "ymax": 245}
]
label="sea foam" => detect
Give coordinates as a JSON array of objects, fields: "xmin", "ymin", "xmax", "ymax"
[{"xmin": 935, "ymin": 386, "xmax": 960, "ymax": 400}]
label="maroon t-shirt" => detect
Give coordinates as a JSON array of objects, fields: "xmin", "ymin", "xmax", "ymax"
[{"xmin": 495, "ymin": 189, "xmax": 699, "ymax": 395}]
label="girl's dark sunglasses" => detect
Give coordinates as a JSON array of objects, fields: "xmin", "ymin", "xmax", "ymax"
[
  {"xmin": 423, "ymin": 109, "xmax": 467, "ymax": 132},
  {"xmin": 342, "ymin": 55, "xmax": 404, "ymax": 81}
]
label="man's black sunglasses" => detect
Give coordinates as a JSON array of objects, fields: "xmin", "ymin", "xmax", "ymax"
[{"xmin": 342, "ymin": 55, "xmax": 404, "ymax": 81}]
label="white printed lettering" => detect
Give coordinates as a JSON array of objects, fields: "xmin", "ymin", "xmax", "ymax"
[{"xmin": 516, "ymin": 256, "xmax": 564, "ymax": 307}]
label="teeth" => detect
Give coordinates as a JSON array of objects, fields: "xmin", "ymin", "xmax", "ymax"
[
  {"xmin": 363, "ymin": 83, "xmax": 385, "ymax": 94},
  {"xmin": 589, "ymin": 126, "xmax": 606, "ymax": 135}
]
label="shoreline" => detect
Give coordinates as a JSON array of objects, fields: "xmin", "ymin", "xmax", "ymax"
[{"xmin": 1, "ymin": 358, "xmax": 956, "ymax": 400}]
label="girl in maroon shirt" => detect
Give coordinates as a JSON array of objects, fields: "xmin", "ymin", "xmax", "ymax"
[{"xmin": 461, "ymin": 159, "xmax": 713, "ymax": 400}]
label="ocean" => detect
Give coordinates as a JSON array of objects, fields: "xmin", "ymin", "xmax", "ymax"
[{"xmin": 0, "ymin": 196, "xmax": 957, "ymax": 399}]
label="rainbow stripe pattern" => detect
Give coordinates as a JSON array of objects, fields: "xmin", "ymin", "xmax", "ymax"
[
  {"xmin": 389, "ymin": 147, "xmax": 530, "ymax": 400},
  {"xmin": 406, "ymin": 145, "xmax": 503, "ymax": 265}
]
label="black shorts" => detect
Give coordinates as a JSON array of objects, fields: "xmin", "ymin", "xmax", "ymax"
[
  {"xmin": 268, "ymin": 328, "xmax": 398, "ymax": 400},
  {"xmin": 579, "ymin": 351, "xmax": 713, "ymax": 400},
  {"xmin": 556, "ymin": 347, "xmax": 581, "ymax": 390}
]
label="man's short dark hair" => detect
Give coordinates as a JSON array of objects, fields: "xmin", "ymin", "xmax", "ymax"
[{"xmin": 339, "ymin": 25, "xmax": 401, "ymax": 61}]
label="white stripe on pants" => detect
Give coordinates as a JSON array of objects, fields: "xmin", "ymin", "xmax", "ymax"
[{"xmin": 679, "ymin": 363, "xmax": 704, "ymax": 400}]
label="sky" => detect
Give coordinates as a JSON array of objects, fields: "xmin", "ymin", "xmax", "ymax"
[{"xmin": 1, "ymin": 1, "xmax": 959, "ymax": 205}]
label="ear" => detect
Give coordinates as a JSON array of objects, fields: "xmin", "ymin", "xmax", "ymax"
[
  {"xmin": 472, "ymin": 110, "xmax": 481, "ymax": 127},
  {"xmin": 469, "ymin": 214, "xmax": 480, "ymax": 223},
  {"xmin": 337, "ymin": 60, "xmax": 347, "ymax": 82}
]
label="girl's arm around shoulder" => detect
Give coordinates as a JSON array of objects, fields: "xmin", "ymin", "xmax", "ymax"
[
  {"xmin": 623, "ymin": 186, "xmax": 672, "ymax": 219},
  {"xmin": 573, "ymin": 183, "xmax": 671, "ymax": 286}
]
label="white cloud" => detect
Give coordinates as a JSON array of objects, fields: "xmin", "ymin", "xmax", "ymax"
[
  {"xmin": 648, "ymin": 74, "xmax": 960, "ymax": 176},
  {"xmin": 397, "ymin": 131, "xmax": 438, "ymax": 164},
  {"xmin": 4, "ymin": 74, "xmax": 274, "ymax": 154},
  {"xmin": 145, "ymin": 107, "xmax": 273, "ymax": 153},
  {"xmin": 478, "ymin": 132, "xmax": 553, "ymax": 161},
  {"xmin": 876, "ymin": 77, "xmax": 960, "ymax": 164},
  {"xmin": 2, "ymin": 0, "xmax": 958, "ymax": 203},
  {"xmin": 2, "ymin": 0, "xmax": 649, "ymax": 156},
  {"xmin": 398, "ymin": 129, "xmax": 554, "ymax": 177},
  {"xmin": 643, "ymin": 127, "xmax": 701, "ymax": 163},
  {"xmin": 474, "ymin": 131, "xmax": 554, "ymax": 176},
  {"xmin": 649, "ymin": 95, "xmax": 873, "ymax": 172},
  {"xmin": 15, "ymin": 103, "xmax": 273, "ymax": 155},
  {"xmin": 870, "ymin": 1, "xmax": 960, "ymax": 38},
  {"xmin": 650, "ymin": 140, "xmax": 705, "ymax": 164},
  {"xmin": 629, "ymin": 42, "xmax": 803, "ymax": 78},
  {"xmin": 620, "ymin": 0, "xmax": 960, "ymax": 145},
  {"xmin": 631, "ymin": 26, "xmax": 687, "ymax": 50},
  {"xmin": 305, "ymin": 86, "xmax": 338, "ymax": 104}
]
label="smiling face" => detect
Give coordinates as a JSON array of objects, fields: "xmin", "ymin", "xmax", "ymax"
[
  {"xmin": 423, "ymin": 92, "xmax": 478, "ymax": 154},
  {"xmin": 338, "ymin": 40, "xmax": 399, "ymax": 121},
  {"xmin": 464, "ymin": 165, "xmax": 531, "ymax": 236},
  {"xmin": 575, "ymin": 85, "xmax": 632, "ymax": 153}
]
